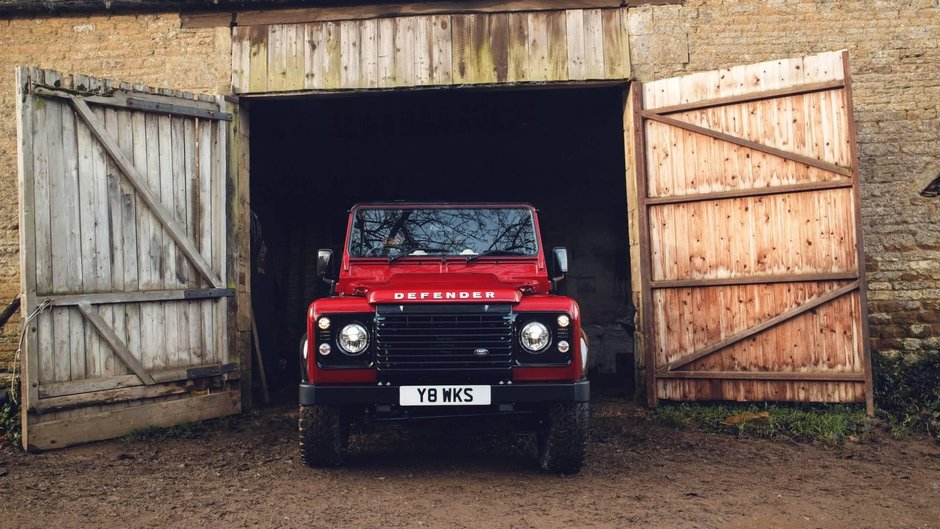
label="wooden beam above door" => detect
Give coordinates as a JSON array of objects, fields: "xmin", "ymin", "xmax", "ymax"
[{"xmin": 181, "ymin": 0, "xmax": 680, "ymax": 28}]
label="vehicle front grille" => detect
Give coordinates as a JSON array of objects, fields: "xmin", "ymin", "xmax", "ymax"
[{"xmin": 374, "ymin": 304, "xmax": 513, "ymax": 383}]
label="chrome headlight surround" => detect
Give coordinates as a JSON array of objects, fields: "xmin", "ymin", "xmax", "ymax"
[
  {"xmin": 520, "ymin": 321, "xmax": 551, "ymax": 353},
  {"xmin": 337, "ymin": 322, "xmax": 370, "ymax": 355}
]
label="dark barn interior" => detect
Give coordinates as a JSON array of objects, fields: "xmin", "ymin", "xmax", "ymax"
[{"xmin": 248, "ymin": 85, "xmax": 633, "ymax": 395}]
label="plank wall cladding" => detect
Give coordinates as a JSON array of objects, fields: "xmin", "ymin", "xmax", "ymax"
[
  {"xmin": 16, "ymin": 68, "xmax": 240, "ymax": 449},
  {"xmin": 627, "ymin": 51, "xmax": 872, "ymax": 411},
  {"xmin": 231, "ymin": 8, "xmax": 631, "ymax": 93}
]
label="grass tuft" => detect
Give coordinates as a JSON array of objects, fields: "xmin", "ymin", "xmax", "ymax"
[
  {"xmin": 121, "ymin": 415, "xmax": 242, "ymax": 443},
  {"xmin": 0, "ymin": 400, "xmax": 20, "ymax": 448},
  {"xmin": 873, "ymin": 351, "xmax": 940, "ymax": 439},
  {"xmin": 648, "ymin": 402, "xmax": 873, "ymax": 446}
]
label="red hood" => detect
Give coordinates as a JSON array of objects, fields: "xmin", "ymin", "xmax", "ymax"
[{"xmin": 358, "ymin": 273, "xmax": 526, "ymax": 304}]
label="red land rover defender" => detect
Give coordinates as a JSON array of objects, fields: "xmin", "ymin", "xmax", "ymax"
[{"xmin": 299, "ymin": 203, "xmax": 589, "ymax": 472}]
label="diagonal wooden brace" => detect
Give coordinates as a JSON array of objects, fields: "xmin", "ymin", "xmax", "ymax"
[
  {"xmin": 642, "ymin": 111, "xmax": 854, "ymax": 178},
  {"xmin": 77, "ymin": 303, "xmax": 156, "ymax": 385},
  {"xmin": 67, "ymin": 96, "xmax": 223, "ymax": 289},
  {"xmin": 666, "ymin": 281, "xmax": 860, "ymax": 371}
]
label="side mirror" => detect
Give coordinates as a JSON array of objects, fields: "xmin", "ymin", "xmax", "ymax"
[
  {"xmin": 317, "ymin": 249, "xmax": 336, "ymax": 293},
  {"xmin": 551, "ymin": 245, "xmax": 568, "ymax": 280},
  {"xmin": 553, "ymin": 247, "xmax": 569, "ymax": 276}
]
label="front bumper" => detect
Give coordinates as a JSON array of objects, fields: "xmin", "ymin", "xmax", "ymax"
[{"xmin": 299, "ymin": 379, "xmax": 590, "ymax": 406}]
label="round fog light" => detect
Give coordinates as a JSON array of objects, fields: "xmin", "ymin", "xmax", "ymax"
[
  {"xmin": 318, "ymin": 317, "xmax": 331, "ymax": 330},
  {"xmin": 318, "ymin": 343, "xmax": 331, "ymax": 356},
  {"xmin": 557, "ymin": 314, "xmax": 571, "ymax": 328},
  {"xmin": 557, "ymin": 340, "xmax": 570, "ymax": 353}
]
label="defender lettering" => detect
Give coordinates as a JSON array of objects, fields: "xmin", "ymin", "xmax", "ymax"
[{"xmin": 393, "ymin": 291, "xmax": 496, "ymax": 300}]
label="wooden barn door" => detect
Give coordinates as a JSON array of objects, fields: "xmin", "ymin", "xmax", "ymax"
[
  {"xmin": 628, "ymin": 51, "xmax": 873, "ymax": 412},
  {"xmin": 16, "ymin": 68, "xmax": 240, "ymax": 450}
]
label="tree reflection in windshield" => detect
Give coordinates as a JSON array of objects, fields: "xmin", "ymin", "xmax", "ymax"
[{"xmin": 349, "ymin": 207, "xmax": 538, "ymax": 258}]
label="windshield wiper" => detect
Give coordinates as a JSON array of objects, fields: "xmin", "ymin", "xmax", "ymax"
[
  {"xmin": 388, "ymin": 248, "xmax": 446, "ymax": 263},
  {"xmin": 465, "ymin": 250, "xmax": 528, "ymax": 262}
]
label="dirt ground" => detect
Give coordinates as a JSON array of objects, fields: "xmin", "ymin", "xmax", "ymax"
[{"xmin": 0, "ymin": 393, "xmax": 938, "ymax": 529}]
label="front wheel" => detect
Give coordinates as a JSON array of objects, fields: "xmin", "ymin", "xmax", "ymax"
[
  {"xmin": 299, "ymin": 404, "xmax": 349, "ymax": 467},
  {"xmin": 537, "ymin": 402, "xmax": 589, "ymax": 474}
]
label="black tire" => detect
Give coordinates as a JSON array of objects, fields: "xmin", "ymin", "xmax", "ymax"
[
  {"xmin": 537, "ymin": 402, "xmax": 589, "ymax": 474},
  {"xmin": 299, "ymin": 404, "xmax": 349, "ymax": 467}
]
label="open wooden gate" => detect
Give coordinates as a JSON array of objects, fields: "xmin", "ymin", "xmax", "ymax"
[
  {"xmin": 627, "ymin": 51, "xmax": 873, "ymax": 412},
  {"xmin": 16, "ymin": 68, "xmax": 240, "ymax": 450}
]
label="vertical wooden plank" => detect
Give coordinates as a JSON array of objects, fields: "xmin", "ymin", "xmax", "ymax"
[
  {"xmin": 430, "ymin": 15, "xmax": 453, "ymax": 85},
  {"xmin": 321, "ymin": 22, "xmax": 341, "ymax": 89},
  {"xmin": 233, "ymin": 100, "xmax": 252, "ymax": 409},
  {"xmin": 527, "ymin": 12, "xmax": 568, "ymax": 82},
  {"xmin": 184, "ymin": 117, "xmax": 203, "ymax": 366},
  {"xmin": 65, "ymin": 86, "xmax": 90, "ymax": 382},
  {"xmin": 394, "ymin": 16, "xmax": 417, "ymax": 87},
  {"xmin": 451, "ymin": 15, "xmax": 470, "ymax": 83},
  {"xmin": 413, "ymin": 17, "xmax": 432, "ymax": 86},
  {"xmin": 117, "ymin": 106, "xmax": 139, "ymax": 378},
  {"xmin": 267, "ymin": 25, "xmax": 285, "ymax": 91},
  {"xmin": 231, "ymin": 26, "xmax": 250, "ymax": 93},
  {"xmin": 840, "ymin": 50, "xmax": 873, "ymax": 414},
  {"xmin": 377, "ymin": 18, "xmax": 397, "ymax": 88},
  {"xmin": 453, "ymin": 14, "xmax": 499, "ymax": 85},
  {"xmin": 268, "ymin": 24, "xmax": 304, "ymax": 92},
  {"xmin": 546, "ymin": 11, "xmax": 569, "ymax": 81},
  {"xmin": 303, "ymin": 22, "xmax": 321, "ymax": 89},
  {"xmin": 171, "ymin": 116, "xmax": 192, "ymax": 368},
  {"xmin": 101, "ymin": 102, "xmax": 123, "ymax": 377},
  {"xmin": 582, "ymin": 9, "xmax": 604, "ymax": 79},
  {"xmin": 82, "ymin": 78, "xmax": 112, "ymax": 378},
  {"xmin": 507, "ymin": 13, "xmax": 528, "ymax": 83},
  {"xmin": 285, "ymin": 23, "xmax": 306, "ymax": 91},
  {"xmin": 75, "ymin": 79, "xmax": 99, "ymax": 381},
  {"xmin": 630, "ymin": 84, "xmax": 658, "ymax": 406},
  {"xmin": 603, "ymin": 8, "xmax": 629, "ymax": 79},
  {"xmin": 138, "ymin": 109, "xmax": 161, "ymax": 372},
  {"xmin": 490, "ymin": 13, "xmax": 511, "ymax": 84},
  {"xmin": 157, "ymin": 108, "xmax": 178, "ymax": 370},
  {"xmin": 99, "ymin": 100, "xmax": 120, "ymax": 378},
  {"xmin": 45, "ymin": 73, "xmax": 78, "ymax": 382},
  {"xmin": 215, "ymin": 98, "xmax": 229, "ymax": 364},
  {"xmin": 198, "ymin": 119, "xmax": 214, "ymax": 363},
  {"xmin": 307, "ymin": 21, "xmax": 341, "ymax": 90},
  {"xmin": 247, "ymin": 26, "xmax": 269, "ymax": 93},
  {"xmin": 359, "ymin": 19, "xmax": 379, "ymax": 88},
  {"xmin": 16, "ymin": 67, "xmax": 42, "ymax": 412},
  {"xmin": 565, "ymin": 10, "xmax": 586, "ymax": 81},
  {"xmin": 526, "ymin": 12, "xmax": 551, "ymax": 82},
  {"xmin": 340, "ymin": 20, "xmax": 361, "ymax": 89}
]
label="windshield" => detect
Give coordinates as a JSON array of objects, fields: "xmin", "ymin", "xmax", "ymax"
[{"xmin": 349, "ymin": 207, "xmax": 539, "ymax": 259}]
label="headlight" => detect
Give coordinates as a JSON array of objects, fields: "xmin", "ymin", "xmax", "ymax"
[
  {"xmin": 557, "ymin": 314, "xmax": 570, "ymax": 328},
  {"xmin": 318, "ymin": 317, "xmax": 331, "ymax": 330},
  {"xmin": 337, "ymin": 323, "xmax": 369, "ymax": 355},
  {"xmin": 520, "ymin": 321, "xmax": 550, "ymax": 352}
]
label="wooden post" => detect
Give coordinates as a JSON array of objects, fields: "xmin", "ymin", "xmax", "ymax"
[
  {"xmin": 251, "ymin": 308, "xmax": 270, "ymax": 405},
  {"xmin": 229, "ymin": 100, "xmax": 254, "ymax": 411}
]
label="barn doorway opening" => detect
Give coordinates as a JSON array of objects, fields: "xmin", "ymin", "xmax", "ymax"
[{"xmin": 247, "ymin": 84, "xmax": 633, "ymax": 400}]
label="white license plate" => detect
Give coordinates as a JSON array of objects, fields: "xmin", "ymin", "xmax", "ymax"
[{"xmin": 399, "ymin": 385, "xmax": 491, "ymax": 406}]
